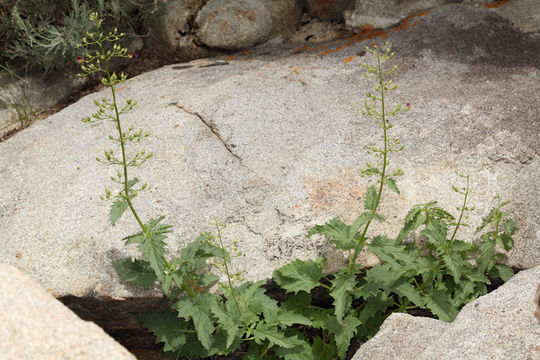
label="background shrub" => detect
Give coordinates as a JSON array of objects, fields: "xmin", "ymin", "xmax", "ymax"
[{"xmin": 0, "ymin": 0, "xmax": 165, "ymax": 74}]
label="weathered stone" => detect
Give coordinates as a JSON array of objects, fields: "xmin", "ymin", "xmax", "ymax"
[
  {"xmin": 145, "ymin": 0, "xmax": 222, "ymax": 61},
  {"xmin": 346, "ymin": 0, "xmax": 453, "ymax": 29},
  {"xmin": 196, "ymin": 0, "xmax": 273, "ymax": 49},
  {"xmin": 0, "ymin": 2, "xmax": 538, "ymax": 298},
  {"xmin": 352, "ymin": 266, "xmax": 540, "ymax": 360},
  {"xmin": 0, "ymin": 70, "xmax": 88, "ymax": 139},
  {"xmin": 0, "ymin": 264, "xmax": 135, "ymax": 360}
]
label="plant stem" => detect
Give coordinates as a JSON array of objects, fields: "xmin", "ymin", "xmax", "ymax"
[
  {"xmin": 348, "ymin": 46, "xmax": 389, "ymax": 273},
  {"xmin": 216, "ymin": 224, "xmax": 242, "ymax": 315},
  {"xmin": 450, "ymin": 175, "xmax": 469, "ymax": 242}
]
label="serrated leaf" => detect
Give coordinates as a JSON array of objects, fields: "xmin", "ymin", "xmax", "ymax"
[
  {"xmin": 325, "ymin": 315, "xmax": 361, "ymax": 359},
  {"xmin": 312, "ymin": 335, "xmax": 337, "ymax": 360},
  {"xmin": 364, "ymin": 185, "xmax": 378, "ymax": 211},
  {"xmin": 422, "ymin": 219, "xmax": 448, "ymax": 252},
  {"xmin": 503, "ymin": 219, "xmax": 516, "ymax": 236},
  {"xmin": 308, "ymin": 218, "xmax": 358, "ymax": 250},
  {"xmin": 398, "ymin": 206, "xmax": 426, "ymax": 241},
  {"xmin": 489, "ymin": 263, "xmax": 514, "ymax": 282},
  {"xmin": 253, "ymin": 323, "xmax": 295, "ymax": 348},
  {"xmin": 364, "ymin": 263, "xmax": 406, "ymax": 292},
  {"xmin": 175, "ymin": 293, "xmax": 217, "ymax": 350},
  {"xmin": 441, "ymin": 250, "xmax": 465, "ymax": 282},
  {"xmin": 423, "ymin": 288, "xmax": 459, "ymax": 322},
  {"xmin": 330, "ymin": 268, "xmax": 357, "ymax": 323},
  {"xmin": 477, "ymin": 240, "xmax": 495, "ymax": 273},
  {"xmin": 392, "ymin": 279, "xmax": 425, "ymax": 308},
  {"xmin": 497, "ymin": 232, "xmax": 514, "ymax": 251},
  {"xmin": 475, "ymin": 208, "xmax": 497, "ymax": 234},
  {"xmin": 273, "ymin": 258, "xmax": 325, "ymax": 294},
  {"xmin": 138, "ymin": 311, "xmax": 189, "ymax": 352},
  {"xmin": 281, "ymin": 292, "xmax": 331, "ymax": 329},
  {"xmin": 272, "ymin": 310, "xmax": 312, "ymax": 327},
  {"xmin": 126, "ymin": 177, "xmax": 139, "ymax": 188},
  {"xmin": 368, "ymin": 235, "xmax": 418, "ymax": 269},
  {"xmin": 123, "ymin": 232, "xmax": 145, "ymax": 245},
  {"xmin": 211, "ymin": 299, "xmax": 241, "ymax": 349},
  {"xmin": 385, "ymin": 177, "xmax": 400, "ymax": 194},
  {"xmin": 109, "ymin": 199, "xmax": 128, "ymax": 226},
  {"xmin": 113, "ymin": 258, "xmax": 157, "ymax": 289},
  {"xmin": 274, "ymin": 330, "xmax": 313, "ymax": 360}
]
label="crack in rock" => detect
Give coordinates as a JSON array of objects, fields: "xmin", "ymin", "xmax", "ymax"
[
  {"xmin": 174, "ymin": 103, "xmax": 242, "ymax": 161},
  {"xmin": 173, "ymin": 102, "xmax": 271, "ymax": 186}
]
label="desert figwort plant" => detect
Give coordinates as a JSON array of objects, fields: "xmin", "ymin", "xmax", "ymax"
[
  {"xmin": 0, "ymin": 63, "xmax": 34, "ymax": 129},
  {"xmin": 79, "ymin": 14, "xmax": 315, "ymax": 359},
  {"xmin": 80, "ymin": 20, "xmax": 516, "ymax": 359}
]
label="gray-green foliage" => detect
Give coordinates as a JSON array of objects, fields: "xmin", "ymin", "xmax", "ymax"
[
  {"xmin": 80, "ymin": 20, "xmax": 516, "ymax": 359},
  {"xmin": 1, "ymin": 0, "xmax": 165, "ymax": 74},
  {"xmin": 0, "ymin": 63, "xmax": 34, "ymax": 129}
]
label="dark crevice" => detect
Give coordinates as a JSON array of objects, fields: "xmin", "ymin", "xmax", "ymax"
[{"xmin": 173, "ymin": 103, "xmax": 242, "ymax": 161}]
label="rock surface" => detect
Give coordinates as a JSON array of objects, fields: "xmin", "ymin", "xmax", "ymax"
[
  {"xmin": 0, "ymin": 1, "xmax": 538, "ymax": 297},
  {"xmin": 352, "ymin": 266, "xmax": 540, "ymax": 360},
  {"xmin": 346, "ymin": 0, "xmax": 454, "ymax": 29},
  {"xmin": 196, "ymin": 0, "xmax": 274, "ymax": 49},
  {"xmin": 0, "ymin": 264, "xmax": 135, "ymax": 360}
]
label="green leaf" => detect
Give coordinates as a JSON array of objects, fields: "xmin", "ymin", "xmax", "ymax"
[
  {"xmin": 398, "ymin": 205, "xmax": 426, "ymax": 241},
  {"xmin": 489, "ymin": 263, "xmax": 514, "ymax": 282},
  {"xmin": 109, "ymin": 199, "xmax": 128, "ymax": 226},
  {"xmin": 123, "ymin": 232, "xmax": 145, "ymax": 245},
  {"xmin": 423, "ymin": 288, "xmax": 459, "ymax": 322},
  {"xmin": 325, "ymin": 315, "xmax": 361, "ymax": 359},
  {"xmin": 330, "ymin": 268, "xmax": 357, "ymax": 323},
  {"xmin": 253, "ymin": 323, "xmax": 295, "ymax": 348},
  {"xmin": 392, "ymin": 280, "xmax": 425, "ymax": 308},
  {"xmin": 441, "ymin": 250, "xmax": 465, "ymax": 282},
  {"xmin": 308, "ymin": 218, "xmax": 358, "ymax": 250},
  {"xmin": 497, "ymin": 232, "xmax": 514, "ymax": 251},
  {"xmin": 475, "ymin": 208, "xmax": 497, "ymax": 234},
  {"xmin": 364, "ymin": 185, "xmax": 378, "ymax": 211},
  {"xmin": 175, "ymin": 294, "xmax": 217, "ymax": 350},
  {"xmin": 477, "ymin": 239, "xmax": 495, "ymax": 273},
  {"xmin": 138, "ymin": 311, "xmax": 189, "ymax": 353},
  {"xmin": 272, "ymin": 310, "xmax": 312, "ymax": 327},
  {"xmin": 137, "ymin": 216, "xmax": 173, "ymax": 280},
  {"xmin": 503, "ymin": 219, "xmax": 516, "ymax": 236},
  {"xmin": 211, "ymin": 299, "xmax": 241, "ymax": 349},
  {"xmin": 273, "ymin": 258, "xmax": 325, "ymax": 294},
  {"xmin": 274, "ymin": 329, "xmax": 314, "ymax": 360},
  {"xmin": 385, "ymin": 177, "xmax": 400, "ymax": 194},
  {"xmin": 312, "ymin": 336, "xmax": 337, "ymax": 360},
  {"xmin": 368, "ymin": 235, "xmax": 418, "ymax": 269},
  {"xmin": 281, "ymin": 292, "xmax": 331, "ymax": 329},
  {"xmin": 422, "ymin": 219, "xmax": 448, "ymax": 251},
  {"xmin": 113, "ymin": 258, "xmax": 157, "ymax": 289}
]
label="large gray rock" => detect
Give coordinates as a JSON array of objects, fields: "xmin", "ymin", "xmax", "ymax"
[
  {"xmin": 346, "ymin": 0, "xmax": 455, "ymax": 29},
  {"xmin": 0, "ymin": 264, "xmax": 135, "ymax": 360},
  {"xmin": 0, "ymin": 2, "xmax": 538, "ymax": 297},
  {"xmin": 352, "ymin": 266, "xmax": 540, "ymax": 360},
  {"xmin": 196, "ymin": 0, "xmax": 274, "ymax": 49}
]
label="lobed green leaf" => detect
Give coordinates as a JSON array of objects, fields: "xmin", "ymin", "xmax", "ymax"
[
  {"xmin": 113, "ymin": 258, "xmax": 157, "ymax": 289},
  {"xmin": 273, "ymin": 258, "xmax": 326, "ymax": 294}
]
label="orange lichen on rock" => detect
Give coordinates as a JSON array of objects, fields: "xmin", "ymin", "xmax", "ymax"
[
  {"xmin": 392, "ymin": 18, "xmax": 410, "ymax": 33},
  {"xmin": 485, "ymin": 0, "xmax": 511, "ymax": 8},
  {"xmin": 225, "ymin": 55, "xmax": 235, "ymax": 61},
  {"xmin": 344, "ymin": 55, "xmax": 354, "ymax": 64}
]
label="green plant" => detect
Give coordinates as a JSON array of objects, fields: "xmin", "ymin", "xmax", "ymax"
[
  {"xmin": 2, "ymin": 0, "xmax": 165, "ymax": 74},
  {"xmin": 80, "ymin": 17, "xmax": 515, "ymax": 359},
  {"xmin": 0, "ymin": 63, "xmax": 34, "ymax": 129},
  {"xmin": 79, "ymin": 14, "xmax": 314, "ymax": 359}
]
